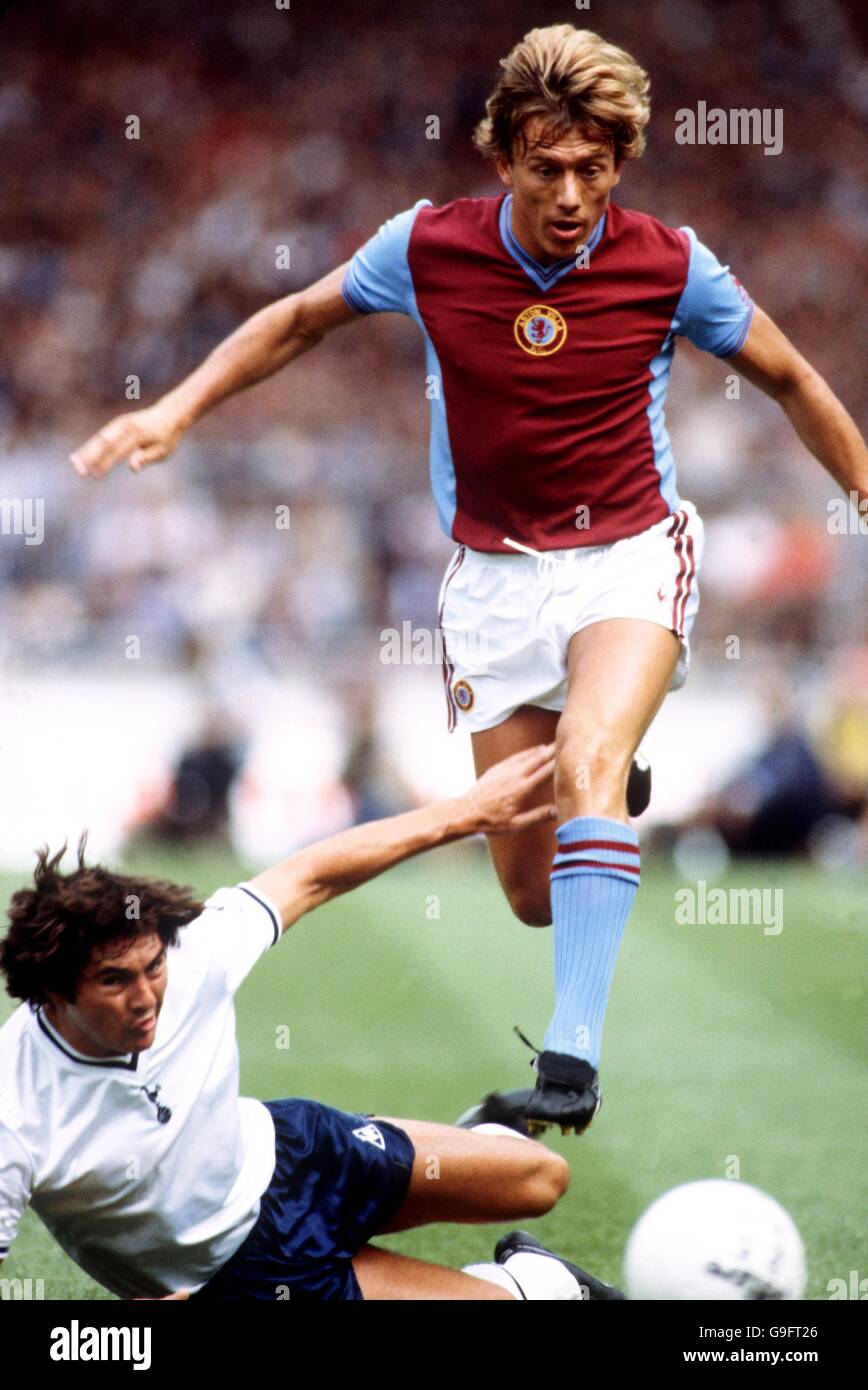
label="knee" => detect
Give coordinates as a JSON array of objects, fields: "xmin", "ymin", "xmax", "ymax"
[
  {"xmin": 554, "ymin": 725, "xmax": 632, "ymax": 805},
  {"xmin": 507, "ymin": 885, "xmax": 552, "ymax": 927},
  {"xmin": 521, "ymin": 1149, "xmax": 570, "ymax": 1215}
]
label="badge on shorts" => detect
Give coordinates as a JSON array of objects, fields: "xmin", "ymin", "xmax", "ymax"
[
  {"xmin": 352, "ymin": 1124, "xmax": 385, "ymax": 1150},
  {"xmin": 514, "ymin": 305, "xmax": 567, "ymax": 356},
  {"xmin": 452, "ymin": 679, "xmax": 475, "ymax": 711}
]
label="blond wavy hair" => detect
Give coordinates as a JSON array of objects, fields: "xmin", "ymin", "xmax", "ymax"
[{"xmin": 474, "ymin": 25, "xmax": 650, "ymax": 164}]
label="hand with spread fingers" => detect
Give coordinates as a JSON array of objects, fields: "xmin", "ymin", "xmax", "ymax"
[{"xmin": 462, "ymin": 742, "xmax": 556, "ymax": 836}]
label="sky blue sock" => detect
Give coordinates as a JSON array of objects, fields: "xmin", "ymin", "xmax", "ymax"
[{"xmin": 542, "ymin": 815, "xmax": 640, "ymax": 1068}]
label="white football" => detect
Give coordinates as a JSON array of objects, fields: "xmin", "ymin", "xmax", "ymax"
[{"xmin": 625, "ymin": 1179, "xmax": 806, "ymax": 1300}]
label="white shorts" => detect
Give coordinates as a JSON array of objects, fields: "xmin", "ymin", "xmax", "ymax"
[{"xmin": 437, "ymin": 502, "xmax": 705, "ymax": 732}]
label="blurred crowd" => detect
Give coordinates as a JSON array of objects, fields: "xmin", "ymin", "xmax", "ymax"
[{"xmin": 1, "ymin": 0, "xmax": 867, "ymax": 845}]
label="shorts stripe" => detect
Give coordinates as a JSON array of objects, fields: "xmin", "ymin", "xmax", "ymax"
[
  {"xmin": 667, "ymin": 509, "xmax": 696, "ymax": 640},
  {"xmin": 676, "ymin": 532, "xmax": 696, "ymax": 636},
  {"xmin": 668, "ymin": 510, "xmax": 687, "ymax": 636},
  {"xmin": 438, "ymin": 546, "xmax": 466, "ymax": 731}
]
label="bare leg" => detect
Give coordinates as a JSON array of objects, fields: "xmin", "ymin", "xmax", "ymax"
[
  {"xmin": 353, "ymin": 1245, "xmax": 515, "ymax": 1301},
  {"xmin": 472, "ymin": 706, "xmax": 559, "ymax": 926},
  {"xmin": 556, "ymin": 619, "xmax": 680, "ymax": 821},
  {"xmin": 371, "ymin": 1118, "xmax": 568, "ymax": 1231},
  {"xmin": 470, "ymin": 622, "xmax": 680, "ymax": 928}
]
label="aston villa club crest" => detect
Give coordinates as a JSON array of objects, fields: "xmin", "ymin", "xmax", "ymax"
[
  {"xmin": 452, "ymin": 679, "xmax": 475, "ymax": 711},
  {"xmin": 514, "ymin": 304, "xmax": 567, "ymax": 356}
]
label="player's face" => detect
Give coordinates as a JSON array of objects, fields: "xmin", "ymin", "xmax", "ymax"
[
  {"xmin": 46, "ymin": 933, "xmax": 169, "ymax": 1057},
  {"xmin": 496, "ymin": 120, "xmax": 621, "ymax": 265}
]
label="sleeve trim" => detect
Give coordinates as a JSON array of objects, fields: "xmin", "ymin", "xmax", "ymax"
[
  {"xmin": 340, "ymin": 271, "xmax": 373, "ymax": 315},
  {"xmin": 715, "ymin": 298, "xmax": 755, "ymax": 358},
  {"xmin": 237, "ymin": 885, "xmax": 281, "ymax": 946}
]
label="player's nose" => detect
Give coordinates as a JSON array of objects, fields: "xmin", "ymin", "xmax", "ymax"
[
  {"xmin": 556, "ymin": 181, "xmax": 582, "ymax": 214},
  {"xmin": 130, "ymin": 975, "xmax": 159, "ymax": 1012}
]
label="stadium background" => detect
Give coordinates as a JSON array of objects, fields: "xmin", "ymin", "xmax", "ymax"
[{"xmin": 0, "ymin": 0, "xmax": 865, "ymax": 1299}]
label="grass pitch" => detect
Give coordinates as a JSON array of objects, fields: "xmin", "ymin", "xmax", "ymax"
[{"xmin": 1, "ymin": 843, "xmax": 864, "ymax": 1300}]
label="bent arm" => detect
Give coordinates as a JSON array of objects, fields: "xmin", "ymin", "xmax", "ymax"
[
  {"xmin": 249, "ymin": 745, "xmax": 556, "ymax": 933},
  {"xmin": 727, "ymin": 306, "xmax": 868, "ymax": 504},
  {"xmin": 71, "ymin": 262, "xmax": 358, "ymax": 478}
]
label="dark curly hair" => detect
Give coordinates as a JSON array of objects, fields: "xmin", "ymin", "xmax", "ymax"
[{"xmin": 0, "ymin": 834, "xmax": 206, "ymax": 1008}]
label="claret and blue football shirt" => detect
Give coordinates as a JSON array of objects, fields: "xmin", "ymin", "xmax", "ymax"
[{"xmin": 341, "ymin": 194, "xmax": 754, "ymax": 551}]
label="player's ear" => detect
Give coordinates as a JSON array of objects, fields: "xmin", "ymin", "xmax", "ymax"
[{"xmin": 495, "ymin": 153, "xmax": 514, "ymax": 189}]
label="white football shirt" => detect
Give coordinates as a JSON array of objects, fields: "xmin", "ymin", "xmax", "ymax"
[{"xmin": 0, "ymin": 882, "xmax": 282, "ymax": 1298}]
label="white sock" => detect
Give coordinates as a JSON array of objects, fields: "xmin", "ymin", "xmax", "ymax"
[
  {"xmin": 461, "ymin": 1263, "xmax": 524, "ymax": 1298},
  {"xmin": 470, "ymin": 1122, "xmax": 530, "ymax": 1141},
  {"xmin": 463, "ymin": 1252, "xmax": 586, "ymax": 1300},
  {"xmin": 499, "ymin": 1251, "xmax": 586, "ymax": 1301}
]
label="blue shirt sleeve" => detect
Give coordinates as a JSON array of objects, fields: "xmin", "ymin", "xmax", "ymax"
[
  {"xmin": 671, "ymin": 228, "xmax": 755, "ymax": 357},
  {"xmin": 341, "ymin": 199, "xmax": 432, "ymax": 315}
]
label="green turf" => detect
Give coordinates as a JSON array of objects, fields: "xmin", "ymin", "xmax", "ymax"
[{"xmin": 1, "ymin": 845, "xmax": 865, "ymax": 1300}]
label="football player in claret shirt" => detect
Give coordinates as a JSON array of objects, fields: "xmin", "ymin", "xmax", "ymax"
[{"xmin": 71, "ymin": 26, "xmax": 868, "ymax": 1135}]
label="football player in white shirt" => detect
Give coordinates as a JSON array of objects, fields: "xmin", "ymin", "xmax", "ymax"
[{"xmin": 0, "ymin": 744, "xmax": 623, "ymax": 1302}]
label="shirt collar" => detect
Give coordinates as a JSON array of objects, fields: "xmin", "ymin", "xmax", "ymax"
[
  {"xmin": 499, "ymin": 193, "xmax": 607, "ymax": 291},
  {"xmin": 36, "ymin": 1008, "xmax": 139, "ymax": 1071}
]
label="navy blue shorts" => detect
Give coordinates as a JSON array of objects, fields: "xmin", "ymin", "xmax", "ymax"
[{"xmin": 191, "ymin": 1099, "xmax": 416, "ymax": 1301}]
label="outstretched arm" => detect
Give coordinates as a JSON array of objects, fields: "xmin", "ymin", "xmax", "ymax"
[
  {"xmin": 249, "ymin": 744, "xmax": 556, "ymax": 933},
  {"xmin": 727, "ymin": 306, "xmax": 868, "ymax": 504},
  {"xmin": 70, "ymin": 262, "xmax": 357, "ymax": 479}
]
